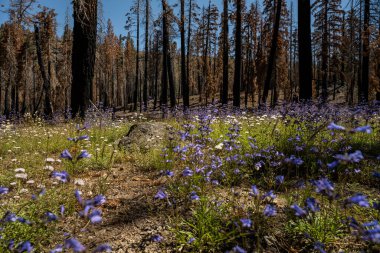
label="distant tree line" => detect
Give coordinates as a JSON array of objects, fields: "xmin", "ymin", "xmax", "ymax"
[{"xmin": 0, "ymin": 0, "xmax": 380, "ymax": 118}]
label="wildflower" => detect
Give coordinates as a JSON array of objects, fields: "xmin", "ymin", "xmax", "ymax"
[
  {"xmin": 164, "ymin": 170, "xmax": 174, "ymax": 177},
  {"xmin": 263, "ymin": 204, "xmax": 277, "ymax": 217},
  {"xmin": 284, "ymin": 155, "xmax": 304, "ymax": 166},
  {"xmin": 60, "ymin": 205, "xmax": 65, "ymax": 216},
  {"xmin": 151, "ymin": 234, "xmax": 163, "ymax": 242},
  {"xmin": 335, "ymin": 150, "xmax": 364, "ymax": 163},
  {"xmin": 314, "ymin": 242, "xmax": 326, "ymax": 253},
  {"xmin": 305, "ymin": 197, "xmax": 319, "ymax": 212},
  {"xmin": 240, "ymin": 218, "xmax": 252, "ymax": 228},
  {"xmin": 182, "ymin": 167, "xmax": 193, "ymax": 177},
  {"xmin": 312, "ymin": 178, "xmax": 334, "ymax": 196},
  {"xmin": 190, "ymin": 191, "xmax": 200, "ymax": 201},
  {"xmin": 45, "ymin": 212, "xmax": 58, "ymax": 222},
  {"xmin": 77, "ymin": 150, "xmax": 91, "ymax": 160},
  {"xmin": 187, "ymin": 238, "xmax": 195, "ymax": 244},
  {"xmin": 362, "ymin": 220, "xmax": 380, "ymax": 243},
  {"xmin": 93, "ymin": 244, "xmax": 112, "ymax": 252},
  {"xmin": 354, "ymin": 125, "xmax": 372, "ymax": 134},
  {"xmin": 275, "ymin": 175, "xmax": 284, "ymax": 185},
  {"xmin": 290, "ymin": 204, "xmax": 307, "ymax": 217},
  {"xmin": 155, "ymin": 189, "xmax": 167, "ymax": 200},
  {"xmin": 75, "ymin": 190, "xmax": 83, "ymax": 204},
  {"xmin": 232, "ymin": 245, "xmax": 247, "ymax": 253},
  {"xmin": 85, "ymin": 195, "xmax": 106, "ymax": 207},
  {"xmin": 16, "ymin": 241, "xmax": 33, "ymax": 253},
  {"xmin": 15, "ymin": 173, "xmax": 28, "ymax": 180},
  {"xmin": 0, "ymin": 187, "xmax": 9, "ymax": 195},
  {"xmin": 250, "ymin": 185, "xmax": 259, "ymax": 196},
  {"xmin": 215, "ymin": 143, "xmax": 224, "ymax": 150},
  {"xmin": 51, "ymin": 171, "xmax": 70, "ymax": 183},
  {"xmin": 327, "ymin": 122, "xmax": 345, "ymax": 131},
  {"xmin": 347, "ymin": 194, "xmax": 370, "ymax": 208},
  {"xmin": 64, "ymin": 238, "xmax": 85, "ymax": 252},
  {"xmin": 60, "ymin": 149, "xmax": 73, "ymax": 160},
  {"xmin": 373, "ymin": 171, "xmax": 380, "ymax": 179},
  {"xmin": 50, "ymin": 244, "xmax": 63, "ymax": 253},
  {"xmin": 89, "ymin": 209, "xmax": 102, "ymax": 224},
  {"xmin": 327, "ymin": 160, "xmax": 339, "ymax": 169},
  {"xmin": 14, "ymin": 168, "xmax": 25, "ymax": 173},
  {"xmin": 262, "ymin": 190, "xmax": 276, "ymax": 200}
]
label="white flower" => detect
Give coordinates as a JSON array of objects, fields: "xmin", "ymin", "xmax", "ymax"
[
  {"xmin": 19, "ymin": 188, "xmax": 28, "ymax": 194},
  {"xmin": 74, "ymin": 179, "xmax": 85, "ymax": 186},
  {"xmin": 44, "ymin": 165, "xmax": 54, "ymax": 171},
  {"xmin": 14, "ymin": 168, "xmax": 25, "ymax": 173},
  {"xmin": 215, "ymin": 143, "xmax": 224, "ymax": 150},
  {"xmin": 26, "ymin": 180, "xmax": 35, "ymax": 184},
  {"xmin": 15, "ymin": 173, "xmax": 28, "ymax": 180},
  {"xmin": 45, "ymin": 158, "xmax": 55, "ymax": 163}
]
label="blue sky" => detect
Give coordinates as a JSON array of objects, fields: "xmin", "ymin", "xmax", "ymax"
[{"xmin": 0, "ymin": 0, "xmax": 349, "ymax": 37}]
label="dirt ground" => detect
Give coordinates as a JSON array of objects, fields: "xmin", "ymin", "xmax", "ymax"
[{"xmin": 78, "ymin": 163, "xmax": 173, "ymax": 252}]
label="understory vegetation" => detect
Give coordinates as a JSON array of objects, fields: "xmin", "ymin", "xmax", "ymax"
[{"xmin": 0, "ymin": 103, "xmax": 380, "ymax": 252}]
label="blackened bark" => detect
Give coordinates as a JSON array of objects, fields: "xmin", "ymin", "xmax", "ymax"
[
  {"xmin": 34, "ymin": 24, "xmax": 53, "ymax": 118},
  {"xmin": 181, "ymin": 0, "xmax": 189, "ymax": 109},
  {"xmin": 134, "ymin": 0, "xmax": 140, "ymax": 111},
  {"xmin": 262, "ymin": 0, "xmax": 282, "ymax": 106},
  {"xmin": 321, "ymin": 0, "xmax": 328, "ymax": 102},
  {"xmin": 144, "ymin": 0, "xmax": 149, "ymax": 110},
  {"xmin": 359, "ymin": 0, "xmax": 370, "ymax": 103},
  {"xmin": 222, "ymin": 0, "xmax": 229, "ymax": 105},
  {"xmin": 233, "ymin": 0, "xmax": 242, "ymax": 108},
  {"xmin": 298, "ymin": 0, "xmax": 313, "ymax": 101},
  {"xmin": 161, "ymin": 0, "xmax": 169, "ymax": 106},
  {"xmin": 71, "ymin": 0, "xmax": 98, "ymax": 118}
]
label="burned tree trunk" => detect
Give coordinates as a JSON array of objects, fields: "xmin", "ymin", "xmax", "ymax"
[{"xmin": 71, "ymin": 0, "xmax": 98, "ymax": 118}]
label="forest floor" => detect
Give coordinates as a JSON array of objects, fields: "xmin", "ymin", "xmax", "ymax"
[{"xmin": 0, "ymin": 103, "xmax": 380, "ymax": 252}]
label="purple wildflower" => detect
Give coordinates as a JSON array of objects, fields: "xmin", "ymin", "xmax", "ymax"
[
  {"xmin": 16, "ymin": 241, "xmax": 33, "ymax": 253},
  {"xmin": 93, "ymin": 244, "xmax": 112, "ymax": 252},
  {"xmin": 155, "ymin": 189, "xmax": 167, "ymax": 200},
  {"xmin": 250, "ymin": 185, "xmax": 259, "ymax": 196},
  {"xmin": 347, "ymin": 194, "xmax": 370, "ymax": 208},
  {"xmin": 50, "ymin": 244, "xmax": 63, "ymax": 253},
  {"xmin": 190, "ymin": 191, "xmax": 200, "ymax": 201},
  {"xmin": 151, "ymin": 234, "xmax": 163, "ymax": 242},
  {"xmin": 305, "ymin": 197, "xmax": 319, "ymax": 212},
  {"xmin": 88, "ymin": 209, "xmax": 102, "ymax": 224},
  {"xmin": 77, "ymin": 150, "xmax": 91, "ymax": 160},
  {"xmin": 60, "ymin": 149, "xmax": 73, "ymax": 160},
  {"xmin": 314, "ymin": 242, "xmax": 326, "ymax": 253},
  {"xmin": 232, "ymin": 245, "xmax": 247, "ymax": 253},
  {"xmin": 182, "ymin": 167, "xmax": 193, "ymax": 177},
  {"xmin": 263, "ymin": 204, "xmax": 277, "ymax": 217},
  {"xmin": 354, "ymin": 125, "xmax": 372, "ymax": 134},
  {"xmin": 51, "ymin": 171, "xmax": 70, "ymax": 183},
  {"xmin": 275, "ymin": 175, "xmax": 284, "ymax": 185},
  {"xmin": 290, "ymin": 204, "xmax": 307, "ymax": 217},
  {"xmin": 240, "ymin": 218, "xmax": 252, "ymax": 228},
  {"xmin": 0, "ymin": 187, "xmax": 9, "ymax": 195},
  {"xmin": 45, "ymin": 211, "xmax": 58, "ymax": 222},
  {"xmin": 312, "ymin": 178, "xmax": 334, "ymax": 196},
  {"xmin": 60, "ymin": 205, "xmax": 65, "ymax": 216},
  {"xmin": 327, "ymin": 122, "xmax": 345, "ymax": 131},
  {"xmin": 64, "ymin": 238, "xmax": 86, "ymax": 252}
]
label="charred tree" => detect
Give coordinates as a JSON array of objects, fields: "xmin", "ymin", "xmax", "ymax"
[
  {"xmin": 233, "ymin": 0, "xmax": 242, "ymax": 108},
  {"xmin": 262, "ymin": 0, "xmax": 282, "ymax": 106},
  {"xmin": 298, "ymin": 0, "xmax": 313, "ymax": 101},
  {"xmin": 181, "ymin": 0, "xmax": 189, "ymax": 110},
  {"xmin": 222, "ymin": 0, "xmax": 229, "ymax": 105},
  {"xmin": 71, "ymin": 0, "xmax": 98, "ymax": 118},
  {"xmin": 359, "ymin": 0, "xmax": 370, "ymax": 103}
]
